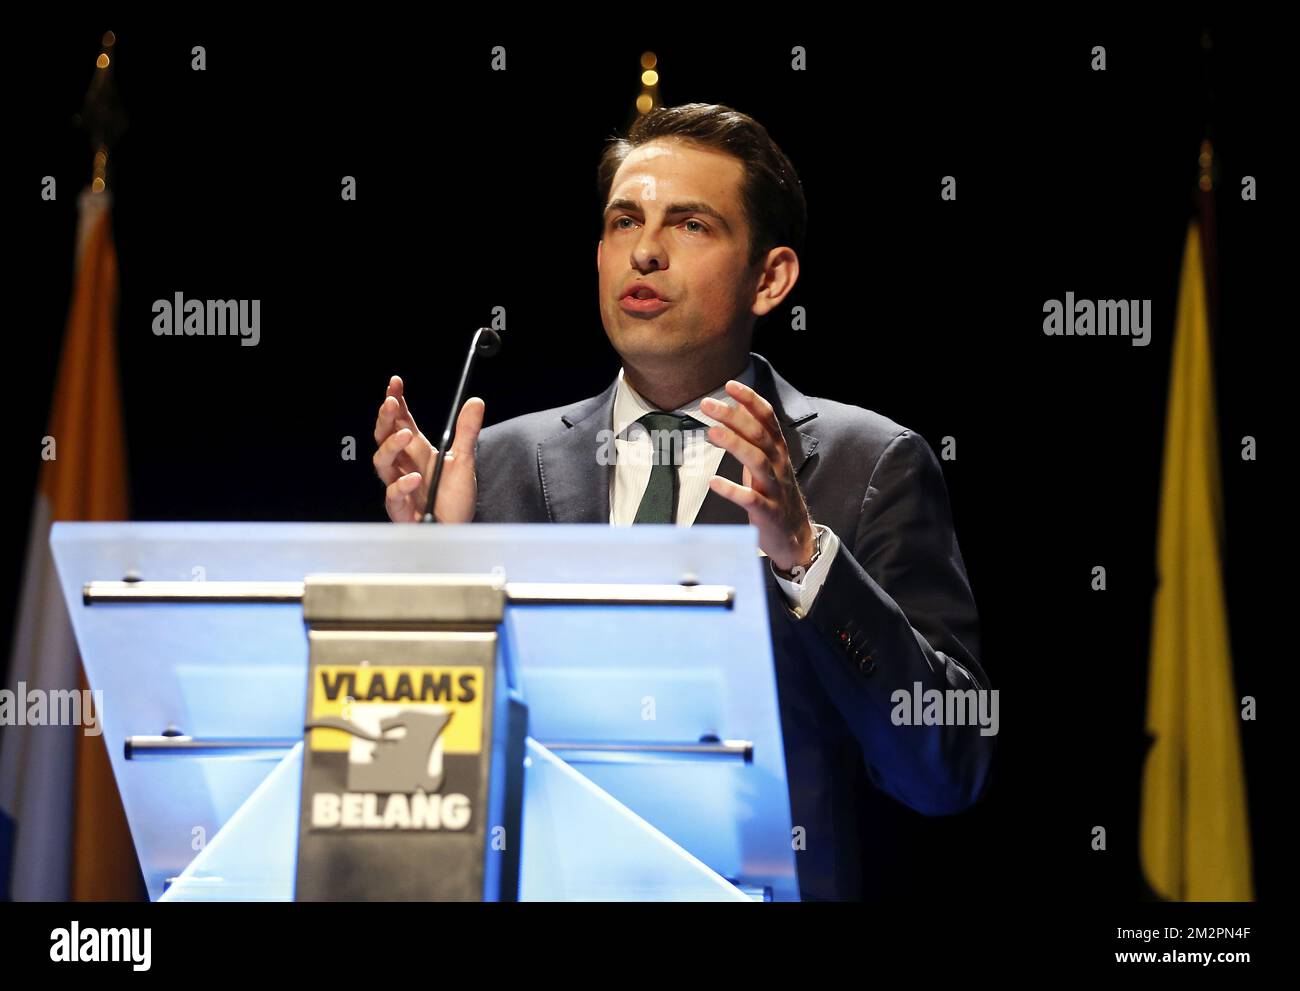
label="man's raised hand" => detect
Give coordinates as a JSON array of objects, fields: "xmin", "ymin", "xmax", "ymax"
[{"xmin": 373, "ymin": 375, "xmax": 484, "ymax": 523}]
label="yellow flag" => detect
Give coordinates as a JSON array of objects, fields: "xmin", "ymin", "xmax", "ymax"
[{"xmin": 1139, "ymin": 219, "xmax": 1253, "ymax": 901}]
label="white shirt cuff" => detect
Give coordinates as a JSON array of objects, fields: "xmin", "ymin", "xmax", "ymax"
[{"xmin": 771, "ymin": 524, "xmax": 839, "ymax": 619}]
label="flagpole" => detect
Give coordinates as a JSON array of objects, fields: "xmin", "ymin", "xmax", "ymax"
[
  {"xmin": 67, "ymin": 29, "xmax": 144, "ymax": 902},
  {"xmin": 1196, "ymin": 29, "xmax": 1219, "ymax": 350}
]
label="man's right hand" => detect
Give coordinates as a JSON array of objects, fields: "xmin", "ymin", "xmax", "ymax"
[{"xmin": 374, "ymin": 375, "xmax": 485, "ymax": 523}]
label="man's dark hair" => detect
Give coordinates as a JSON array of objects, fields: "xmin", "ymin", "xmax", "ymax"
[{"xmin": 597, "ymin": 103, "xmax": 806, "ymax": 266}]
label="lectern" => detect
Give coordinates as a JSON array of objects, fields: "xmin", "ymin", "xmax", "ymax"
[{"xmin": 50, "ymin": 522, "xmax": 800, "ymax": 901}]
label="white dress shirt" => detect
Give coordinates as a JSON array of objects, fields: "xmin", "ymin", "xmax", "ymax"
[{"xmin": 607, "ymin": 357, "xmax": 840, "ymax": 618}]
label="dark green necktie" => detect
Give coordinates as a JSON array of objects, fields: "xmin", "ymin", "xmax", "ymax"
[{"xmin": 632, "ymin": 411, "xmax": 707, "ymax": 524}]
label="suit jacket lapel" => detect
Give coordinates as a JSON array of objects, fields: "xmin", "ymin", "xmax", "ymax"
[
  {"xmin": 692, "ymin": 448, "xmax": 750, "ymax": 525},
  {"xmin": 536, "ymin": 379, "xmax": 618, "ymax": 524},
  {"xmin": 694, "ymin": 351, "xmax": 820, "ymax": 525}
]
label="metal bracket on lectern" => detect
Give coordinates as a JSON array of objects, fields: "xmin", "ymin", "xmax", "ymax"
[
  {"xmin": 82, "ymin": 577, "xmax": 735, "ymax": 608},
  {"xmin": 124, "ymin": 736, "xmax": 755, "ymax": 763}
]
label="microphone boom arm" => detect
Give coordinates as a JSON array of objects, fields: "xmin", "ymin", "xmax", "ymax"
[{"xmin": 421, "ymin": 327, "xmax": 501, "ymax": 523}]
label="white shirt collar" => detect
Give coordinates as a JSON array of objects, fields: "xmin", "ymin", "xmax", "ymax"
[{"xmin": 612, "ymin": 355, "xmax": 757, "ymax": 439}]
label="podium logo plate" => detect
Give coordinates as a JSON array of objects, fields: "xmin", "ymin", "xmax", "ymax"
[{"xmin": 303, "ymin": 665, "xmax": 483, "ymax": 832}]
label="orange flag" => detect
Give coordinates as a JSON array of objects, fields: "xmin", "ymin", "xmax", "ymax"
[{"xmin": 0, "ymin": 187, "xmax": 140, "ymax": 899}]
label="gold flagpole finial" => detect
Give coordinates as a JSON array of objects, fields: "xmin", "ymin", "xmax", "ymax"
[
  {"xmin": 636, "ymin": 52, "xmax": 659, "ymax": 115},
  {"xmin": 75, "ymin": 30, "xmax": 126, "ymax": 194}
]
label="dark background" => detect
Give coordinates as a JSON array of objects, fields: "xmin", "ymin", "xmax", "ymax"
[{"xmin": 3, "ymin": 16, "xmax": 1279, "ymax": 902}]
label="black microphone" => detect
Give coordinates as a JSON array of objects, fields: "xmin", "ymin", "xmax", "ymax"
[{"xmin": 421, "ymin": 327, "xmax": 502, "ymax": 523}]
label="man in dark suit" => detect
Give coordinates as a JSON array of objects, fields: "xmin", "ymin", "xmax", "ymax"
[{"xmin": 373, "ymin": 104, "xmax": 995, "ymax": 900}]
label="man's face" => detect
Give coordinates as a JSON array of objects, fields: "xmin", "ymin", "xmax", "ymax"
[{"xmin": 597, "ymin": 138, "xmax": 758, "ymax": 366}]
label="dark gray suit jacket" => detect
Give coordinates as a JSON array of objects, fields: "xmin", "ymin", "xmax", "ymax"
[{"xmin": 472, "ymin": 351, "xmax": 995, "ymax": 900}]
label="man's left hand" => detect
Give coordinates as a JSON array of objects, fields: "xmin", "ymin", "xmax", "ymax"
[{"xmin": 701, "ymin": 380, "xmax": 816, "ymax": 576}]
